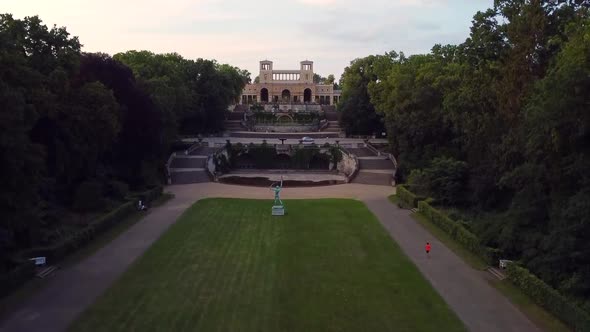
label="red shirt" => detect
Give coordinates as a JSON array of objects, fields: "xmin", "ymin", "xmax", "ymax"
[{"xmin": 425, "ymin": 244, "xmax": 431, "ymax": 251}]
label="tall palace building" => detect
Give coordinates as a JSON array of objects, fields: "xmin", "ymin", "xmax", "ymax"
[{"xmin": 239, "ymin": 60, "xmax": 341, "ymax": 106}]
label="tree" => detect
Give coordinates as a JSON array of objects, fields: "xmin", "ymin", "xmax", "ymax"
[
  {"xmin": 339, "ymin": 54, "xmax": 395, "ymax": 136},
  {"xmin": 77, "ymin": 52, "xmax": 164, "ymax": 186},
  {"xmin": 326, "ymin": 74, "xmax": 335, "ymax": 84},
  {"xmin": 368, "ymin": 51, "xmax": 456, "ymax": 175},
  {"xmin": 115, "ymin": 52, "xmax": 249, "ymax": 136}
]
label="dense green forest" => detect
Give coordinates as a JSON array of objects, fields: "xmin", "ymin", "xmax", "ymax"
[
  {"xmin": 339, "ymin": 1, "xmax": 590, "ymax": 309},
  {"xmin": 0, "ymin": 14, "xmax": 248, "ymax": 272}
]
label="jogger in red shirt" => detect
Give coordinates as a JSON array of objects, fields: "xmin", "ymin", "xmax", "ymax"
[{"xmin": 425, "ymin": 242, "xmax": 431, "ymax": 258}]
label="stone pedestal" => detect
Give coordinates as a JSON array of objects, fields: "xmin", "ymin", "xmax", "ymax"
[{"xmin": 272, "ymin": 205, "xmax": 285, "ymax": 216}]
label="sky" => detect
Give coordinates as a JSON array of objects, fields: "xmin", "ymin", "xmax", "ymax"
[{"xmin": 4, "ymin": 0, "xmax": 492, "ymax": 79}]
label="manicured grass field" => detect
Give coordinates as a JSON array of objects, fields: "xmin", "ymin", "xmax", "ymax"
[{"xmin": 70, "ymin": 198, "xmax": 465, "ymax": 332}]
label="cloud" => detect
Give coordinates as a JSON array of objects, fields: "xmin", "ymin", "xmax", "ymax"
[
  {"xmin": 397, "ymin": 0, "xmax": 448, "ymax": 6},
  {"xmin": 297, "ymin": 0, "xmax": 337, "ymax": 5},
  {"xmin": 3, "ymin": 0, "xmax": 493, "ymax": 80}
]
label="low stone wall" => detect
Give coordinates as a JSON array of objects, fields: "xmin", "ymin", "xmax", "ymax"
[{"xmin": 253, "ymin": 125, "xmax": 318, "ymax": 132}]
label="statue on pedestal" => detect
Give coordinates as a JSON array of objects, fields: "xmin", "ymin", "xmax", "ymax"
[
  {"xmin": 270, "ymin": 177, "xmax": 283, "ymax": 206},
  {"xmin": 270, "ymin": 177, "xmax": 285, "ymax": 215}
]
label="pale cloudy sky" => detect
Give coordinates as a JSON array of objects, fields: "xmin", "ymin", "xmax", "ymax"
[{"xmin": 4, "ymin": 0, "xmax": 492, "ymax": 79}]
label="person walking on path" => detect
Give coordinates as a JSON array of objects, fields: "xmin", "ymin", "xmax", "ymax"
[{"xmin": 425, "ymin": 242, "xmax": 431, "ymax": 258}]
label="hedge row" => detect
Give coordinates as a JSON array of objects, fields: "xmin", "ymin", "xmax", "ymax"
[
  {"xmin": 506, "ymin": 263, "xmax": 590, "ymax": 332},
  {"xmin": 397, "ymin": 185, "xmax": 424, "ymax": 208},
  {"xmin": 128, "ymin": 185, "xmax": 164, "ymax": 204},
  {"xmin": 2, "ymin": 186, "xmax": 164, "ymax": 298},
  {"xmin": 417, "ymin": 200, "xmax": 501, "ymax": 265},
  {"xmin": 410, "ymin": 185, "xmax": 589, "ymax": 331},
  {"xmin": 18, "ymin": 201, "xmax": 136, "ymax": 263}
]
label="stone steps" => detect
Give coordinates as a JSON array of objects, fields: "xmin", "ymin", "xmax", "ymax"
[
  {"xmin": 170, "ymin": 170, "xmax": 210, "ymax": 184},
  {"xmin": 358, "ymin": 158, "xmax": 396, "ymax": 169},
  {"xmin": 351, "ymin": 172, "xmax": 393, "ymax": 186},
  {"xmin": 224, "ymin": 120, "xmax": 244, "ymax": 131},
  {"xmin": 324, "ymin": 111, "xmax": 338, "ymax": 121},
  {"xmin": 348, "ymin": 148, "xmax": 376, "ymax": 157},
  {"xmin": 170, "ymin": 156, "xmax": 207, "ymax": 168},
  {"xmin": 189, "ymin": 147, "xmax": 219, "ymax": 155}
]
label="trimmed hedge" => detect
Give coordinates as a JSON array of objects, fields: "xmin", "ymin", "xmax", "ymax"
[
  {"xmin": 2, "ymin": 186, "xmax": 164, "ymax": 298},
  {"xmin": 18, "ymin": 202, "xmax": 136, "ymax": 263},
  {"xmin": 417, "ymin": 199, "xmax": 500, "ymax": 266},
  {"xmin": 404, "ymin": 185, "xmax": 590, "ymax": 331},
  {"xmin": 397, "ymin": 185, "xmax": 423, "ymax": 208},
  {"xmin": 0, "ymin": 260, "xmax": 35, "ymax": 298},
  {"xmin": 128, "ymin": 186, "xmax": 164, "ymax": 205},
  {"xmin": 506, "ymin": 263, "xmax": 590, "ymax": 332},
  {"xmin": 418, "ymin": 200, "xmax": 482, "ymax": 254}
]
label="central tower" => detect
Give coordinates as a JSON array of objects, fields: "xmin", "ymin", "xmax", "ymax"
[
  {"xmin": 259, "ymin": 60, "xmax": 273, "ymax": 83},
  {"xmin": 300, "ymin": 60, "xmax": 314, "ymax": 83}
]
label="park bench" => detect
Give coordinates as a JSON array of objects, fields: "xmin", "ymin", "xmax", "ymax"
[
  {"xmin": 487, "ymin": 259, "xmax": 512, "ymax": 280},
  {"xmin": 29, "ymin": 256, "xmax": 58, "ymax": 278}
]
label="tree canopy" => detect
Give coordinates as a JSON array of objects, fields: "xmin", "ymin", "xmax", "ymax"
[
  {"xmin": 0, "ymin": 14, "xmax": 248, "ymax": 271},
  {"xmin": 358, "ymin": 2, "xmax": 590, "ymax": 308}
]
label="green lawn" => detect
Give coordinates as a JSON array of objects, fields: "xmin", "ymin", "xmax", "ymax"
[{"xmin": 70, "ymin": 198, "xmax": 465, "ymax": 332}]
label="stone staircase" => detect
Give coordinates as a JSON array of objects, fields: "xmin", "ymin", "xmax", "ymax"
[
  {"xmin": 169, "ymin": 146, "xmax": 218, "ymax": 185},
  {"xmin": 322, "ymin": 110, "xmax": 341, "ymax": 134},
  {"xmin": 224, "ymin": 110, "xmax": 246, "ymax": 132},
  {"xmin": 225, "ymin": 120, "xmax": 243, "ymax": 131},
  {"xmin": 323, "ymin": 121, "xmax": 341, "ymax": 132},
  {"xmin": 348, "ymin": 147, "xmax": 395, "ymax": 186}
]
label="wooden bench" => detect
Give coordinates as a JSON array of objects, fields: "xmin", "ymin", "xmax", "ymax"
[{"xmin": 29, "ymin": 256, "xmax": 58, "ymax": 278}]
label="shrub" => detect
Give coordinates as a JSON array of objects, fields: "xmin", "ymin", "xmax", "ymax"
[
  {"xmin": 407, "ymin": 157, "xmax": 469, "ymax": 205},
  {"xmin": 424, "ymin": 157, "xmax": 468, "ymax": 205},
  {"xmin": 107, "ymin": 180, "xmax": 129, "ymax": 201},
  {"xmin": 72, "ymin": 181, "xmax": 105, "ymax": 212},
  {"xmin": 407, "ymin": 169, "xmax": 430, "ymax": 196},
  {"xmin": 329, "ymin": 146, "xmax": 343, "ymax": 168},
  {"xmin": 506, "ymin": 263, "xmax": 590, "ymax": 331},
  {"xmin": 248, "ymin": 143, "xmax": 276, "ymax": 168},
  {"xmin": 292, "ymin": 146, "xmax": 319, "ymax": 169},
  {"xmin": 396, "ymin": 185, "xmax": 427, "ymax": 208}
]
